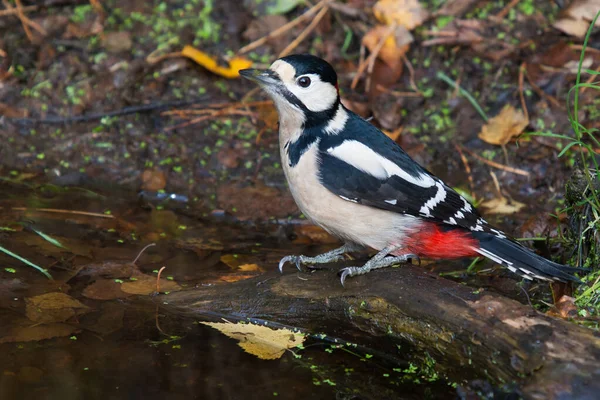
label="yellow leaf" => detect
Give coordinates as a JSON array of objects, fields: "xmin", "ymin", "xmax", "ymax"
[
  {"xmin": 362, "ymin": 25, "xmax": 412, "ymax": 69},
  {"xmin": 201, "ymin": 321, "xmax": 305, "ymax": 360},
  {"xmin": 181, "ymin": 46, "xmax": 252, "ymax": 79},
  {"xmin": 480, "ymin": 197, "xmax": 525, "ymax": 215},
  {"xmin": 478, "ymin": 105, "xmax": 529, "ymax": 146},
  {"xmin": 373, "ymin": 0, "xmax": 429, "ymax": 30}
]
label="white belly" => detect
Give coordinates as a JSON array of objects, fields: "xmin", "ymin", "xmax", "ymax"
[{"xmin": 281, "ymin": 141, "xmax": 419, "ymax": 251}]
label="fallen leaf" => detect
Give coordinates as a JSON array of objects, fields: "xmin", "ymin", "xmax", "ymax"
[
  {"xmin": 82, "ymin": 279, "xmax": 130, "ymax": 300},
  {"xmin": 0, "ymin": 319, "xmax": 78, "ymax": 344},
  {"xmin": 120, "ymin": 274, "xmax": 181, "ymax": 295},
  {"xmin": 201, "ymin": 321, "xmax": 305, "ymax": 360},
  {"xmin": 141, "ymin": 168, "xmax": 167, "ymax": 191},
  {"xmin": 218, "ymin": 274, "xmax": 258, "ymax": 283},
  {"xmin": 478, "ymin": 105, "xmax": 529, "ymax": 146},
  {"xmin": 553, "ymin": 0, "xmax": 600, "ymax": 38},
  {"xmin": 480, "ymin": 197, "xmax": 525, "ymax": 215},
  {"xmin": 220, "ymin": 254, "xmax": 260, "ymax": 269},
  {"xmin": 373, "ymin": 0, "xmax": 429, "ymax": 30},
  {"xmin": 362, "ymin": 24, "xmax": 412, "ymax": 69},
  {"xmin": 547, "ymin": 295, "xmax": 578, "ymax": 319},
  {"xmin": 182, "ymin": 46, "xmax": 252, "ymax": 79},
  {"xmin": 25, "ymin": 293, "xmax": 90, "ymax": 324},
  {"xmin": 383, "ymin": 126, "xmax": 404, "ymax": 142}
]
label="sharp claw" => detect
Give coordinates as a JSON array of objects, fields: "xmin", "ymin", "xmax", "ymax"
[
  {"xmin": 339, "ymin": 268, "xmax": 350, "ymax": 287},
  {"xmin": 278, "ymin": 256, "xmax": 292, "ymax": 273}
]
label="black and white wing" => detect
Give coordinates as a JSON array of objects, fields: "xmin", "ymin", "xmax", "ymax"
[{"xmin": 317, "ymin": 114, "xmax": 491, "ymax": 233}]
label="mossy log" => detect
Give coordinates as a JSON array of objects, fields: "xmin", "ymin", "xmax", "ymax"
[{"xmin": 162, "ymin": 265, "xmax": 600, "ymax": 399}]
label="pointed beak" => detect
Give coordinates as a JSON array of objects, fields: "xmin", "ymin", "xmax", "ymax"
[{"xmin": 239, "ymin": 68, "xmax": 281, "ymax": 86}]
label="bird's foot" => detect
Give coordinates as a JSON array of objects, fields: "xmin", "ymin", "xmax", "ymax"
[
  {"xmin": 278, "ymin": 244, "xmax": 359, "ymax": 274},
  {"xmin": 278, "ymin": 254, "xmax": 345, "ymax": 273},
  {"xmin": 339, "ymin": 253, "xmax": 419, "ymax": 286}
]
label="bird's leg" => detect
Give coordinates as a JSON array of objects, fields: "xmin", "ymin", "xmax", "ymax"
[
  {"xmin": 339, "ymin": 245, "xmax": 419, "ymax": 286},
  {"xmin": 279, "ymin": 243, "xmax": 362, "ymax": 273}
]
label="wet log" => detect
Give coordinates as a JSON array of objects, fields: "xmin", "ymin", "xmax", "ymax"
[{"xmin": 162, "ymin": 265, "xmax": 600, "ymax": 399}]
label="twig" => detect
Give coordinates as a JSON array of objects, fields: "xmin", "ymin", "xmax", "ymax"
[
  {"xmin": 581, "ymin": 65, "xmax": 600, "ymax": 94},
  {"xmin": 156, "ymin": 266, "xmax": 167, "ymax": 293},
  {"xmin": 493, "ymin": 0, "xmax": 521, "ymax": 20},
  {"xmin": 402, "ymin": 55, "xmax": 422, "ymax": 95},
  {"xmin": 165, "ymin": 109, "xmax": 255, "ymax": 131},
  {"xmin": 0, "ymin": 4, "xmax": 37, "ymax": 16},
  {"xmin": 366, "ymin": 22, "xmax": 398, "ymax": 92},
  {"xmin": 351, "ymin": 22, "xmax": 397, "ymax": 90},
  {"xmin": 239, "ymin": 0, "xmax": 329, "ymax": 54},
  {"xmin": 6, "ymin": 207, "xmax": 115, "ymax": 218},
  {"xmin": 132, "ymin": 243, "xmax": 156, "ymax": 266},
  {"xmin": 454, "ymin": 143, "xmax": 476, "ymax": 200},
  {"xmin": 518, "ymin": 62, "xmax": 529, "ymax": 122},
  {"xmin": 279, "ymin": 5, "xmax": 329, "ymax": 57},
  {"xmin": 459, "ymin": 145, "xmax": 530, "ymax": 176},
  {"xmin": 523, "ymin": 68, "xmax": 563, "ymax": 108},
  {"xmin": 14, "ymin": 0, "xmax": 47, "ymax": 40},
  {"xmin": 11, "ymin": 99, "xmax": 195, "ymax": 125},
  {"xmin": 162, "ymin": 100, "xmax": 272, "ymax": 116},
  {"xmin": 375, "ymin": 85, "xmax": 422, "ymax": 97},
  {"xmin": 436, "ymin": 71, "xmax": 489, "ymax": 121}
]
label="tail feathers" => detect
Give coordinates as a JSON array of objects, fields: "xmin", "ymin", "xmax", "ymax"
[{"xmin": 472, "ymin": 232, "xmax": 583, "ymax": 283}]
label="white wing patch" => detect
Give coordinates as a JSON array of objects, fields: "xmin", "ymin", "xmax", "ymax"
[
  {"xmin": 324, "ymin": 107, "xmax": 348, "ymax": 135},
  {"xmin": 339, "ymin": 195, "xmax": 358, "ymax": 203},
  {"xmin": 385, "ymin": 199, "xmax": 397, "ymax": 205},
  {"xmin": 419, "ymin": 182, "xmax": 447, "ymax": 217},
  {"xmin": 326, "ymin": 140, "xmax": 436, "ymax": 188}
]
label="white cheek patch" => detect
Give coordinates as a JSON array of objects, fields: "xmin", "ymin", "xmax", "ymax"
[
  {"xmin": 326, "ymin": 140, "xmax": 436, "ymax": 188},
  {"xmin": 279, "ymin": 74, "xmax": 337, "ymax": 113},
  {"xmin": 324, "ymin": 107, "xmax": 348, "ymax": 134}
]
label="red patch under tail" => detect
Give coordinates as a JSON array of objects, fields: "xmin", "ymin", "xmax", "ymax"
[{"xmin": 403, "ymin": 223, "xmax": 479, "ymax": 259}]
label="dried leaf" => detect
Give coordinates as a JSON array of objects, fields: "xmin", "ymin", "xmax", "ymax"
[
  {"xmin": 181, "ymin": 46, "xmax": 252, "ymax": 79},
  {"xmin": 553, "ymin": 0, "xmax": 600, "ymax": 38},
  {"xmin": 383, "ymin": 126, "xmax": 404, "ymax": 141},
  {"xmin": 373, "ymin": 0, "xmax": 429, "ymax": 30},
  {"xmin": 362, "ymin": 24, "xmax": 412, "ymax": 69},
  {"xmin": 0, "ymin": 321, "xmax": 78, "ymax": 344},
  {"xmin": 480, "ymin": 197, "xmax": 525, "ymax": 215},
  {"xmin": 120, "ymin": 274, "xmax": 181, "ymax": 295},
  {"xmin": 478, "ymin": 105, "xmax": 528, "ymax": 146},
  {"xmin": 554, "ymin": 295, "xmax": 578, "ymax": 319},
  {"xmin": 201, "ymin": 321, "xmax": 305, "ymax": 360},
  {"xmin": 25, "ymin": 292, "xmax": 90, "ymax": 324},
  {"xmin": 82, "ymin": 279, "xmax": 130, "ymax": 300}
]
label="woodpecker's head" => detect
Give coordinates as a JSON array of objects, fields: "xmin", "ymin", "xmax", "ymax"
[{"xmin": 240, "ymin": 54, "xmax": 341, "ymax": 128}]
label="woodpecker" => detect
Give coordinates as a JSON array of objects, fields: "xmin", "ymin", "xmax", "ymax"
[{"xmin": 240, "ymin": 54, "xmax": 582, "ymax": 286}]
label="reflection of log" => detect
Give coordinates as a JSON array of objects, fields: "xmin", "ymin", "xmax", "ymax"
[{"xmin": 163, "ymin": 266, "xmax": 600, "ymax": 399}]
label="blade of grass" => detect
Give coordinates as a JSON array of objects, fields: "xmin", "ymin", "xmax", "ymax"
[
  {"xmin": 436, "ymin": 71, "xmax": 489, "ymax": 121},
  {"xmin": 32, "ymin": 228, "xmax": 67, "ymax": 249},
  {"xmin": 0, "ymin": 245, "xmax": 53, "ymax": 279}
]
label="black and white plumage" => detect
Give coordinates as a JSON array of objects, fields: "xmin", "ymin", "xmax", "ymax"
[{"xmin": 240, "ymin": 54, "xmax": 582, "ymax": 285}]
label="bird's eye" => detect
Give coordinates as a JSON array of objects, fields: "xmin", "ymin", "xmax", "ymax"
[{"xmin": 297, "ymin": 76, "xmax": 311, "ymax": 88}]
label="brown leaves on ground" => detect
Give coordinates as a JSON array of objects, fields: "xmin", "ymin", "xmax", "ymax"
[
  {"xmin": 362, "ymin": 24, "xmax": 412, "ymax": 70},
  {"xmin": 373, "ymin": 0, "xmax": 429, "ymax": 30},
  {"xmin": 547, "ymin": 295, "xmax": 578, "ymax": 319},
  {"xmin": 478, "ymin": 105, "xmax": 529, "ymax": 146},
  {"xmin": 0, "ymin": 320, "xmax": 78, "ymax": 344},
  {"xmin": 25, "ymin": 292, "xmax": 90, "ymax": 324},
  {"xmin": 480, "ymin": 197, "xmax": 526, "ymax": 215},
  {"xmin": 200, "ymin": 320, "xmax": 305, "ymax": 360},
  {"xmin": 120, "ymin": 274, "xmax": 182, "ymax": 295},
  {"xmin": 553, "ymin": 0, "xmax": 600, "ymax": 38}
]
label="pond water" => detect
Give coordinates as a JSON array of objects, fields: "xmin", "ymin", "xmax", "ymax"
[{"xmin": 0, "ymin": 180, "xmax": 458, "ymax": 400}]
